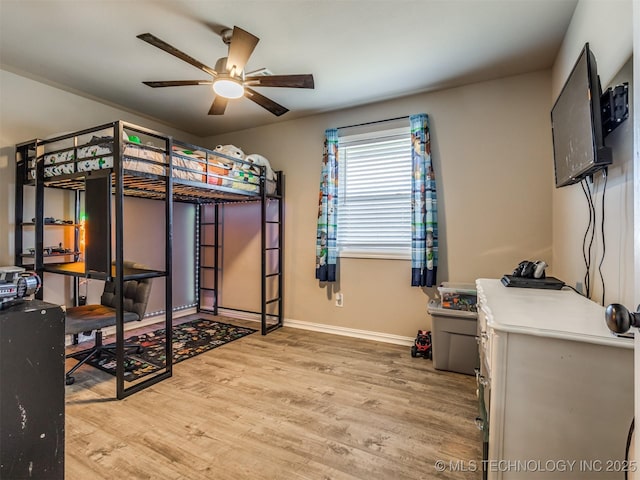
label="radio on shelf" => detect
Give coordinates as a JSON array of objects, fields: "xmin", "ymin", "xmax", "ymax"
[{"xmin": 0, "ymin": 266, "xmax": 41, "ymax": 309}]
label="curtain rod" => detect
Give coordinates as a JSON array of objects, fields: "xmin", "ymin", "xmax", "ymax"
[{"xmin": 336, "ymin": 115, "xmax": 410, "ymax": 131}]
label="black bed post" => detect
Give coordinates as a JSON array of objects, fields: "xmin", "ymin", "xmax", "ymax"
[
  {"xmin": 260, "ymin": 169, "xmax": 267, "ymax": 335},
  {"xmin": 213, "ymin": 203, "xmax": 219, "ymax": 315},
  {"xmin": 164, "ymin": 135, "xmax": 173, "ymax": 380},
  {"xmin": 34, "ymin": 140, "xmax": 44, "ymax": 300},
  {"xmin": 14, "ymin": 145, "xmax": 25, "ymax": 268},
  {"xmin": 73, "ymin": 190, "xmax": 80, "ymax": 306},
  {"xmin": 114, "ymin": 121, "xmax": 126, "ymax": 400},
  {"xmin": 278, "ymin": 172, "xmax": 285, "ymax": 329},
  {"xmin": 195, "ymin": 203, "xmax": 201, "ymax": 313}
]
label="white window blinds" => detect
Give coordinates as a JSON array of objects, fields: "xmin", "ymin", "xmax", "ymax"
[{"xmin": 337, "ymin": 128, "xmax": 412, "ymax": 259}]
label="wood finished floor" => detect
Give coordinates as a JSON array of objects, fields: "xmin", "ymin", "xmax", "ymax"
[{"xmin": 64, "ymin": 314, "xmax": 482, "ymax": 480}]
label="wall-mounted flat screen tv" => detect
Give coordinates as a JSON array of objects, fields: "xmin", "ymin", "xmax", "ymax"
[{"xmin": 551, "ymin": 43, "xmax": 611, "ymax": 188}]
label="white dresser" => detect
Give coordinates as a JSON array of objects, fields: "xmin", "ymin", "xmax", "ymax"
[{"xmin": 476, "ymin": 278, "xmax": 634, "ymax": 479}]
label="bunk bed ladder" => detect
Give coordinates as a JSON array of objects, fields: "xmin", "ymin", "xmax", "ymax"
[
  {"xmin": 197, "ymin": 203, "xmax": 220, "ymax": 315},
  {"xmin": 261, "ymin": 172, "xmax": 284, "ymax": 335}
]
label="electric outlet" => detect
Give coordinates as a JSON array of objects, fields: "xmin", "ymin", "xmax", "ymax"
[{"xmin": 335, "ymin": 293, "xmax": 344, "ymax": 307}]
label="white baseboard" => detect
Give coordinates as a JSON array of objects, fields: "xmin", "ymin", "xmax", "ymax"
[
  {"xmin": 217, "ymin": 308, "xmax": 414, "ymax": 346},
  {"xmin": 283, "ymin": 318, "xmax": 414, "ymax": 346}
]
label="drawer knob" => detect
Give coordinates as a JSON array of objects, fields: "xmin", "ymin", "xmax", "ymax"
[{"xmin": 605, "ymin": 303, "xmax": 640, "ymax": 334}]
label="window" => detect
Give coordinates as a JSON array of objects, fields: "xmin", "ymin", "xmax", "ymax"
[{"xmin": 337, "ymin": 127, "xmax": 412, "ymax": 259}]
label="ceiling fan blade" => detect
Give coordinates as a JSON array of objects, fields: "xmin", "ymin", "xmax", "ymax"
[
  {"xmin": 137, "ymin": 33, "xmax": 217, "ymax": 76},
  {"xmin": 226, "ymin": 26, "xmax": 259, "ymax": 74},
  {"xmin": 245, "ymin": 87, "xmax": 288, "ymax": 116},
  {"xmin": 143, "ymin": 80, "xmax": 213, "ymax": 88},
  {"xmin": 209, "ymin": 96, "xmax": 229, "ymax": 115},
  {"xmin": 244, "ymin": 74, "xmax": 314, "ymax": 89}
]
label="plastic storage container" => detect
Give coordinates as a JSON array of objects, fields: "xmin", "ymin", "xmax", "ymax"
[
  {"xmin": 427, "ymin": 300, "xmax": 479, "ymax": 375},
  {"xmin": 437, "ymin": 282, "xmax": 478, "ymax": 311}
]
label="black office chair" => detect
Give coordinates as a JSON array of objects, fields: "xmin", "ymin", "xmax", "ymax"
[{"xmin": 65, "ymin": 261, "xmax": 152, "ymax": 385}]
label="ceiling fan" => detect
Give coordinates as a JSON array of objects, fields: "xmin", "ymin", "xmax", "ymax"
[{"xmin": 137, "ymin": 26, "xmax": 314, "ymax": 116}]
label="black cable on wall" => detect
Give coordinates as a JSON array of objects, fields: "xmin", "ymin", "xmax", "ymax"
[
  {"xmin": 580, "ymin": 178, "xmax": 595, "ymax": 299},
  {"xmin": 597, "ymin": 168, "xmax": 608, "ymax": 305},
  {"xmin": 580, "ymin": 169, "xmax": 608, "ymax": 304}
]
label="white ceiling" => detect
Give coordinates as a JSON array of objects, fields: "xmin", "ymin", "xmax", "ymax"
[{"xmin": 0, "ymin": 0, "xmax": 578, "ymax": 137}]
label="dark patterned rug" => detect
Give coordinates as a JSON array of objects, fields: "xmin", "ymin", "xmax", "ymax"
[{"xmin": 71, "ymin": 318, "xmax": 256, "ymax": 381}]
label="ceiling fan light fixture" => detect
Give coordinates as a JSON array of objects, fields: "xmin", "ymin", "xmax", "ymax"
[
  {"xmin": 212, "ymin": 78, "xmax": 244, "ymax": 99},
  {"xmin": 138, "ymin": 29, "xmax": 314, "ymax": 116}
]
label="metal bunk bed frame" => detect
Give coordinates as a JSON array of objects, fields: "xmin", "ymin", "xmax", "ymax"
[
  {"xmin": 196, "ymin": 170, "xmax": 284, "ymax": 335},
  {"xmin": 14, "ymin": 120, "xmax": 284, "ymax": 399}
]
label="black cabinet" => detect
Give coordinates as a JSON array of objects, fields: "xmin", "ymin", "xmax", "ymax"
[{"xmin": 0, "ymin": 300, "xmax": 65, "ymax": 480}]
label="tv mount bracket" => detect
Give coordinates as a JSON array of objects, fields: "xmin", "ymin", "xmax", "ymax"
[{"xmin": 601, "ymin": 82, "xmax": 629, "ymax": 137}]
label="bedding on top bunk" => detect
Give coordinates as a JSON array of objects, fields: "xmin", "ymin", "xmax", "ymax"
[
  {"xmin": 172, "ymin": 146, "xmax": 224, "ymax": 184},
  {"xmin": 210, "ymin": 146, "xmax": 277, "ymax": 194},
  {"xmin": 34, "ymin": 135, "xmax": 277, "ymax": 194},
  {"xmin": 176, "ymin": 151, "xmax": 277, "ymax": 194},
  {"xmin": 39, "ymin": 142, "xmax": 181, "ymax": 178}
]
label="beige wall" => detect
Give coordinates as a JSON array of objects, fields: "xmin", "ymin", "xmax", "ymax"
[
  {"xmin": 205, "ymin": 71, "xmax": 554, "ymax": 337},
  {"xmin": 550, "ymin": 0, "xmax": 635, "ymax": 307},
  {"xmin": 0, "ymin": 67, "xmax": 555, "ymax": 339}
]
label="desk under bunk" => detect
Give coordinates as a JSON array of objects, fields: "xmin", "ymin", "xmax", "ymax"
[{"xmin": 14, "ymin": 120, "xmax": 284, "ymax": 399}]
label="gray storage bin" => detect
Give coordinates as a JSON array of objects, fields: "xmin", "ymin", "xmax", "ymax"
[{"xmin": 427, "ymin": 300, "xmax": 479, "ymax": 375}]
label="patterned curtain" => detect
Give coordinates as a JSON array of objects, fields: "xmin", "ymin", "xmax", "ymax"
[
  {"xmin": 410, "ymin": 114, "xmax": 438, "ymax": 287},
  {"xmin": 315, "ymin": 129, "xmax": 339, "ymax": 282}
]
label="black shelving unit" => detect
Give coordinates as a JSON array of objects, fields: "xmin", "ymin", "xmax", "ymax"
[{"xmin": 15, "ymin": 143, "xmax": 83, "ymax": 304}]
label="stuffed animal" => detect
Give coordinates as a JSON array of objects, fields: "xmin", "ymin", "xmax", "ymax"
[
  {"xmin": 215, "ymin": 144, "xmax": 245, "ymax": 161},
  {"xmin": 246, "ymin": 154, "xmax": 275, "ymax": 181}
]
